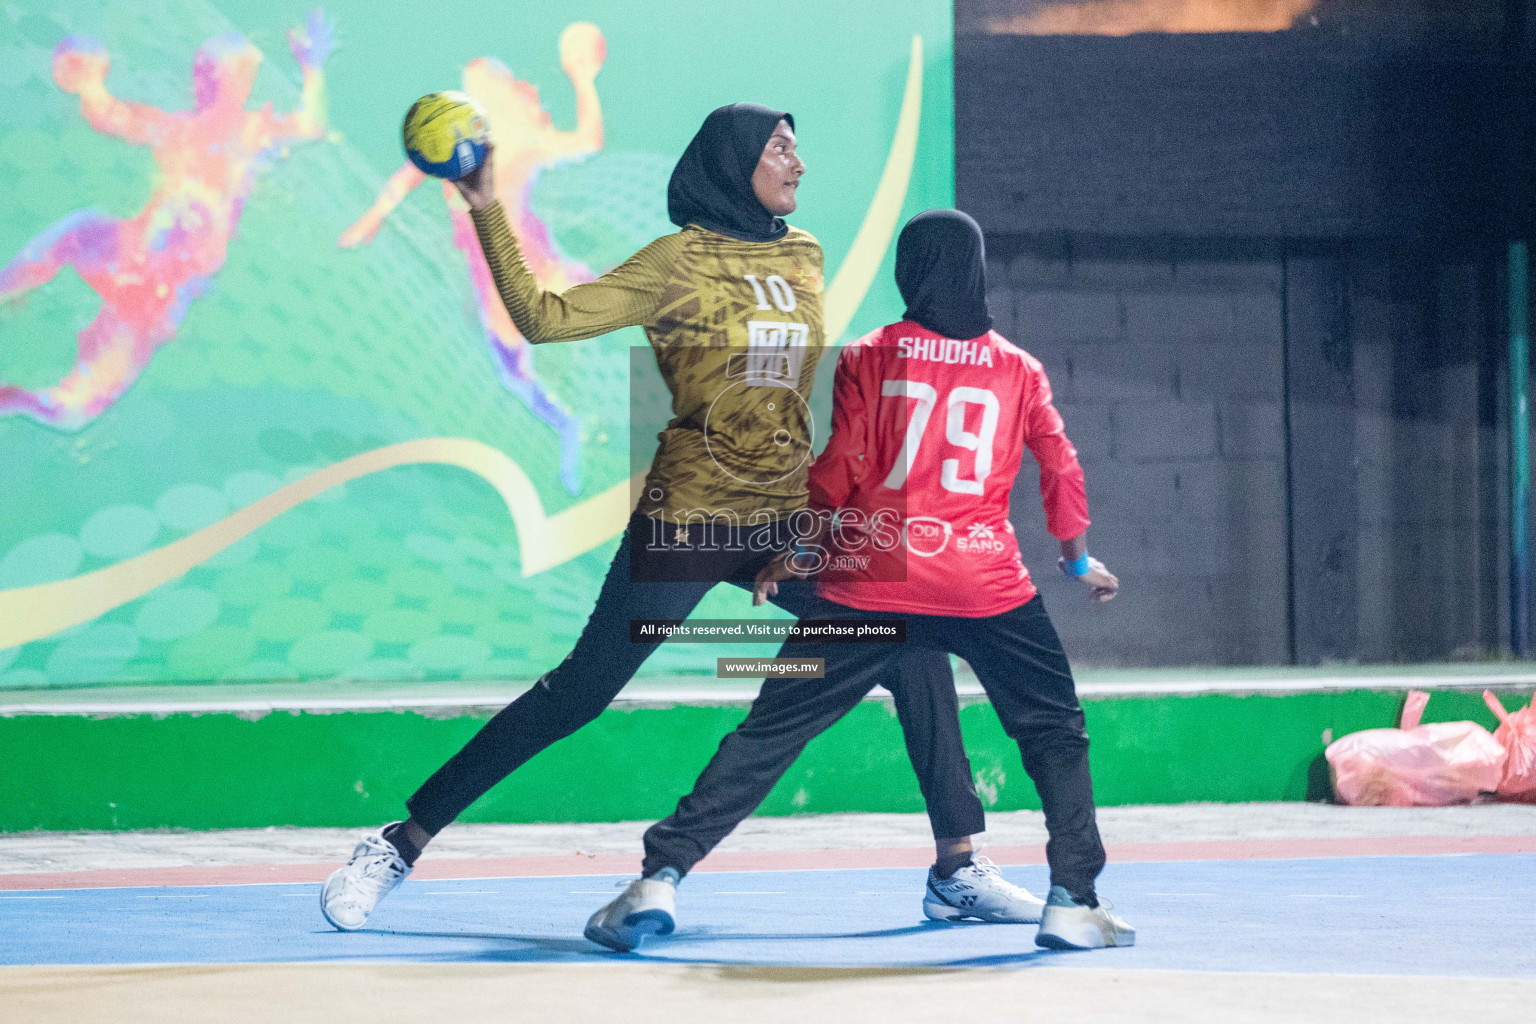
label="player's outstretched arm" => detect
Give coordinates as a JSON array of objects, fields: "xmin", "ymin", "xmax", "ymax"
[
  {"xmin": 53, "ymin": 38, "xmax": 173, "ymax": 146},
  {"xmin": 339, "ymin": 162, "xmax": 427, "ymax": 248},
  {"xmin": 1020, "ymin": 357, "xmax": 1114, "ymax": 600},
  {"xmin": 1058, "ymin": 533, "xmax": 1119, "ymax": 603},
  {"xmin": 276, "ymin": 8, "xmax": 335, "ymax": 141},
  {"xmin": 753, "ymin": 515, "xmax": 830, "ymax": 606},
  {"xmin": 455, "ymin": 146, "xmax": 680, "ymax": 344},
  {"xmin": 752, "ymin": 556, "xmax": 798, "ymax": 607}
]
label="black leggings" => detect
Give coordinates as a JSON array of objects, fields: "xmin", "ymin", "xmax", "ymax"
[
  {"xmin": 641, "ymin": 595, "xmax": 1106, "ymax": 902},
  {"xmin": 405, "ymin": 513, "xmax": 987, "ymax": 841}
]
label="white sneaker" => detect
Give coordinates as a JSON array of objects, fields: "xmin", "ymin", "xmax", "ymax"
[
  {"xmin": 320, "ymin": 825, "xmax": 412, "ymax": 931},
  {"xmin": 1035, "ymin": 885, "xmax": 1135, "ymax": 949},
  {"xmin": 922, "ymin": 855, "xmax": 1046, "ymax": 924},
  {"xmin": 584, "ymin": 872, "xmax": 678, "ymax": 952}
]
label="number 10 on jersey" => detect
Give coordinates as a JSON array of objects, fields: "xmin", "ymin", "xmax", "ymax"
[{"xmin": 743, "ymin": 273, "xmax": 797, "ymax": 313}]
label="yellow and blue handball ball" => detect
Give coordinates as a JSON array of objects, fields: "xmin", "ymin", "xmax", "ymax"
[{"xmin": 402, "ymin": 91, "xmax": 490, "ymax": 180}]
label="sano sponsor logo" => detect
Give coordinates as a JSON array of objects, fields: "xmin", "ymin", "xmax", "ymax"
[{"xmin": 956, "ymin": 522, "xmax": 1007, "ymax": 556}]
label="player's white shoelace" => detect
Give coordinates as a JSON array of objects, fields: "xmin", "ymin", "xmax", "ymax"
[
  {"xmin": 982, "ymin": 854, "xmax": 1046, "ymax": 894},
  {"xmin": 967, "ymin": 854, "xmax": 1042, "ymax": 899},
  {"xmin": 969, "ymin": 855, "xmax": 1009, "ymax": 882},
  {"xmin": 321, "ymin": 832, "xmax": 410, "ymax": 930}
]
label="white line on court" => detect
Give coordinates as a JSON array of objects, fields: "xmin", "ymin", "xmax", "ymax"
[
  {"xmin": 1432, "ymin": 895, "xmax": 1507, "ymax": 900},
  {"xmin": 10, "ymin": 842, "xmax": 1523, "ymax": 897}
]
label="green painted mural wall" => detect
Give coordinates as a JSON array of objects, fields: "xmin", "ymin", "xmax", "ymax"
[
  {"xmin": 0, "ymin": 0, "xmax": 953, "ymax": 688},
  {"xmin": 4, "ymin": 688, "xmax": 1525, "ymax": 832}
]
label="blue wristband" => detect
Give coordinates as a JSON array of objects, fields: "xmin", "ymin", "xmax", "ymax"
[
  {"xmin": 1065, "ymin": 552, "xmax": 1091, "ymax": 578},
  {"xmin": 789, "ymin": 544, "xmax": 815, "ymax": 573}
]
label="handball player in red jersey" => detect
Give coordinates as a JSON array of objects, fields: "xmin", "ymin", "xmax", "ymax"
[{"xmin": 588, "ymin": 209, "xmax": 1134, "ymax": 952}]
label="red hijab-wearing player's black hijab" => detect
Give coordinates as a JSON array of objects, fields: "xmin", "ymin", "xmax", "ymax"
[
  {"xmin": 668, "ymin": 103, "xmax": 794, "ymax": 243},
  {"xmin": 896, "ymin": 209, "xmax": 994, "ymax": 341}
]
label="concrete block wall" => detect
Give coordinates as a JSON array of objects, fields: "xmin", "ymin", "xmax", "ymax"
[
  {"xmin": 988, "ymin": 244, "xmax": 1508, "ymax": 667},
  {"xmin": 953, "ymin": 19, "xmax": 1517, "ymax": 667},
  {"xmin": 990, "ymin": 252, "xmax": 1289, "ymax": 666},
  {"xmin": 1346, "ymin": 259, "xmax": 1508, "ymax": 663}
]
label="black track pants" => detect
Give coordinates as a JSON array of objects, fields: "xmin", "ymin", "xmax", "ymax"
[
  {"xmin": 641, "ymin": 595, "xmax": 1105, "ymax": 902},
  {"xmin": 404, "ymin": 514, "xmax": 986, "ymax": 842}
]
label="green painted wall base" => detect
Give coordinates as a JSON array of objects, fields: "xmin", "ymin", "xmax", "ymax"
[{"xmin": 2, "ymin": 687, "xmax": 1528, "ymax": 831}]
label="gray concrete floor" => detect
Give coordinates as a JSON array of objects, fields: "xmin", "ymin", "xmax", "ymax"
[{"xmin": 3, "ymin": 802, "xmax": 1533, "ymax": 874}]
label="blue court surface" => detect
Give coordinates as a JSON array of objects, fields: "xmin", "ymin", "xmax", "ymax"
[{"xmin": 4, "ymin": 854, "xmax": 1533, "ymax": 977}]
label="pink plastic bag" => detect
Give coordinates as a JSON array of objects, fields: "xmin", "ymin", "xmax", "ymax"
[
  {"xmin": 1483, "ymin": 690, "xmax": 1536, "ymax": 804},
  {"xmin": 1326, "ymin": 690, "xmax": 1507, "ymax": 806}
]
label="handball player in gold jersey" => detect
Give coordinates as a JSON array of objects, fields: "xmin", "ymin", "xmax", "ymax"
[{"xmin": 321, "ymin": 104, "xmax": 1041, "ymax": 935}]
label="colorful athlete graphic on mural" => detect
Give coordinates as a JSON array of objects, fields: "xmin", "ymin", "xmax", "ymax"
[
  {"xmin": 0, "ymin": 0, "xmax": 943, "ymax": 689},
  {"xmin": 0, "ymin": 10, "xmax": 335, "ymax": 430},
  {"xmin": 339, "ymin": 23, "xmax": 605, "ymax": 495}
]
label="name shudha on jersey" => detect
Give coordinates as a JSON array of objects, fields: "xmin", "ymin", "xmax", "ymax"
[
  {"xmin": 809, "ymin": 321, "xmax": 1090, "ymax": 618},
  {"xmin": 895, "ymin": 333, "xmax": 995, "ymax": 368}
]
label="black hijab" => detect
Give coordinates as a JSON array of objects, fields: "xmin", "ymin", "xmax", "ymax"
[
  {"xmin": 668, "ymin": 103, "xmax": 794, "ymax": 243},
  {"xmin": 895, "ymin": 209, "xmax": 994, "ymax": 341}
]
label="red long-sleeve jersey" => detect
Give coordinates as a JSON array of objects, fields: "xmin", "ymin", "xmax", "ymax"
[{"xmin": 808, "ymin": 321, "xmax": 1090, "ymax": 617}]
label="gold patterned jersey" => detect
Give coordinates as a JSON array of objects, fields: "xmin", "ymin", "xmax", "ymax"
[{"xmin": 472, "ymin": 201, "xmax": 825, "ymax": 522}]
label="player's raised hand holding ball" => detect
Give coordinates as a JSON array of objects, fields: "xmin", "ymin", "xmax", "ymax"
[
  {"xmin": 451, "ymin": 141, "xmax": 496, "ymax": 211},
  {"xmin": 402, "ymin": 91, "xmax": 491, "ymax": 184}
]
